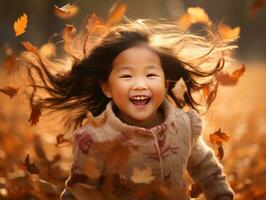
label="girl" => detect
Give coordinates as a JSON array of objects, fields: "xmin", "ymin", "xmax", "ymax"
[{"xmin": 19, "ymin": 17, "xmax": 236, "ymax": 200}]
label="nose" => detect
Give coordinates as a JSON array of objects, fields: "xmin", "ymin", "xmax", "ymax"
[{"xmin": 132, "ymin": 78, "xmax": 148, "ymax": 90}]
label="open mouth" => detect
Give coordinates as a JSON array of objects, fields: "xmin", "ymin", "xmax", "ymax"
[{"xmin": 130, "ymin": 95, "xmax": 151, "ymax": 106}]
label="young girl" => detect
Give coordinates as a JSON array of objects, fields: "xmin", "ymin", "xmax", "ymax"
[{"xmin": 19, "ymin": 17, "xmax": 236, "ymax": 200}]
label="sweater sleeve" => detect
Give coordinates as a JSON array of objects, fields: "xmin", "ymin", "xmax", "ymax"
[
  {"xmin": 186, "ymin": 109, "xmax": 235, "ymax": 200},
  {"xmin": 60, "ymin": 128, "xmax": 103, "ymax": 200}
]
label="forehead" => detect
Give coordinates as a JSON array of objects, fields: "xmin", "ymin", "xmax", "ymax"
[{"xmin": 112, "ymin": 45, "xmax": 162, "ymax": 71}]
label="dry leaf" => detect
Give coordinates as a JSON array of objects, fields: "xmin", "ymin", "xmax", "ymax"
[
  {"xmin": 28, "ymin": 104, "xmax": 42, "ymax": 126},
  {"xmin": 21, "ymin": 41, "xmax": 38, "ymax": 54},
  {"xmin": 171, "ymin": 78, "xmax": 187, "ymax": 101},
  {"xmin": 23, "ymin": 154, "xmax": 40, "ymax": 174},
  {"xmin": 218, "ymin": 23, "xmax": 240, "ymax": 40},
  {"xmin": 14, "ymin": 13, "xmax": 28, "ymax": 36},
  {"xmin": 216, "ymin": 64, "xmax": 246, "ymax": 85},
  {"xmin": 4, "ymin": 46, "xmax": 15, "ymax": 75},
  {"xmin": 0, "ymin": 86, "xmax": 19, "ymax": 98},
  {"xmin": 250, "ymin": 0, "xmax": 266, "ymax": 15},
  {"xmin": 176, "ymin": 13, "xmax": 191, "ymax": 30},
  {"xmin": 210, "ymin": 128, "xmax": 230, "ymax": 145},
  {"xmin": 40, "ymin": 43, "xmax": 56, "ymax": 58},
  {"xmin": 187, "ymin": 7, "xmax": 212, "ymax": 26},
  {"xmin": 54, "ymin": 3, "xmax": 79, "ymax": 19},
  {"xmin": 106, "ymin": 2, "xmax": 127, "ymax": 26},
  {"xmin": 206, "ymin": 83, "xmax": 218, "ymax": 109},
  {"xmin": 131, "ymin": 166, "xmax": 155, "ymax": 184}
]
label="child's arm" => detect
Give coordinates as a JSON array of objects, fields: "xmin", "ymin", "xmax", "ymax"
[
  {"xmin": 60, "ymin": 128, "xmax": 103, "ymax": 200},
  {"xmin": 186, "ymin": 110, "xmax": 234, "ymax": 200}
]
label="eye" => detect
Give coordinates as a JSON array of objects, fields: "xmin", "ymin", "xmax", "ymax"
[
  {"xmin": 120, "ymin": 75, "xmax": 132, "ymax": 78},
  {"xmin": 147, "ymin": 73, "xmax": 158, "ymax": 77}
]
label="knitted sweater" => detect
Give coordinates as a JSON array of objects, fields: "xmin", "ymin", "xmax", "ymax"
[{"xmin": 61, "ymin": 99, "xmax": 234, "ymax": 200}]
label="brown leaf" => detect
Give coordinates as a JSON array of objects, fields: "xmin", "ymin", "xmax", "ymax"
[
  {"xmin": 14, "ymin": 13, "xmax": 28, "ymax": 36},
  {"xmin": 206, "ymin": 82, "xmax": 218, "ymax": 109},
  {"xmin": 21, "ymin": 41, "xmax": 38, "ymax": 54},
  {"xmin": 250, "ymin": 0, "xmax": 266, "ymax": 15},
  {"xmin": 0, "ymin": 86, "xmax": 19, "ymax": 98},
  {"xmin": 216, "ymin": 64, "xmax": 246, "ymax": 85},
  {"xmin": 4, "ymin": 46, "xmax": 15, "ymax": 75},
  {"xmin": 217, "ymin": 144, "xmax": 224, "ymax": 160},
  {"xmin": 106, "ymin": 2, "xmax": 127, "ymax": 26},
  {"xmin": 23, "ymin": 154, "xmax": 40, "ymax": 174},
  {"xmin": 54, "ymin": 3, "xmax": 79, "ymax": 19},
  {"xmin": 190, "ymin": 183, "xmax": 202, "ymax": 198},
  {"xmin": 131, "ymin": 166, "xmax": 155, "ymax": 184},
  {"xmin": 28, "ymin": 103, "xmax": 42, "ymax": 126},
  {"xmin": 210, "ymin": 128, "xmax": 230, "ymax": 145},
  {"xmin": 218, "ymin": 23, "xmax": 240, "ymax": 40}
]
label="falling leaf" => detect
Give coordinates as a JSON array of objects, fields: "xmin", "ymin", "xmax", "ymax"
[
  {"xmin": 218, "ymin": 23, "xmax": 240, "ymax": 40},
  {"xmin": 0, "ymin": 86, "xmax": 19, "ymax": 98},
  {"xmin": 106, "ymin": 2, "xmax": 127, "ymax": 26},
  {"xmin": 54, "ymin": 3, "xmax": 79, "ymax": 19},
  {"xmin": 210, "ymin": 128, "xmax": 230, "ymax": 145},
  {"xmin": 216, "ymin": 64, "xmax": 246, "ymax": 85},
  {"xmin": 190, "ymin": 183, "xmax": 202, "ymax": 198},
  {"xmin": 176, "ymin": 13, "xmax": 191, "ymax": 30},
  {"xmin": 250, "ymin": 0, "xmax": 266, "ymax": 16},
  {"xmin": 28, "ymin": 103, "xmax": 42, "ymax": 126},
  {"xmin": 131, "ymin": 166, "xmax": 155, "ymax": 184},
  {"xmin": 21, "ymin": 41, "xmax": 38, "ymax": 54},
  {"xmin": 40, "ymin": 43, "xmax": 56, "ymax": 58},
  {"xmin": 217, "ymin": 144, "xmax": 224, "ymax": 160},
  {"xmin": 171, "ymin": 78, "xmax": 187, "ymax": 101},
  {"xmin": 206, "ymin": 83, "xmax": 218, "ymax": 109},
  {"xmin": 187, "ymin": 7, "xmax": 212, "ymax": 26},
  {"xmin": 14, "ymin": 13, "xmax": 28, "ymax": 36},
  {"xmin": 23, "ymin": 154, "xmax": 40, "ymax": 174},
  {"xmin": 4, "ymin": 46, "xmax": 15, "ymax": 75}
]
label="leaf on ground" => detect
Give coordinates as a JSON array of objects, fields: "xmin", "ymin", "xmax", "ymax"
[
  {"xmin": 23, "ymin": 154, "xmax": 40, "ymax": 174},
  {"xmin": 54, "ymin": 2, "xmax": 79, "ymax": 19},
  {"xmin": 106, "ymin": 2, "xmax": 127, "ymax": 26},
  {"xmin": 0, "ymin": 86, "xmax": 19, "ymax": 98},
  {"xmin": 28, "ymin": 103, "xmax": 42, "ymax": 126},
  {"xmin": 4, "ymin": 46, "xmax": 15, "ymax": 75},
  {"xmin": 187, "ymin": 7, "xmax": 212, "ymax": 26},
  {"xmin": 21, "ymin": 41, "xmax": 38, "ymax": 54},
  {"xmin": 131, "ymin": 166, "xmax": 155, "ymax": 184},
  {"xmin": 216, "ymin": 64, "xmax": 246, "ymax": 85},
  {"xmin": 210, "ymin": 128, "xmax": 230, "ymax": 145},
  {"xmin": 14, "ymin": 13, "xmax": 28, "ymax": 36},
  {"xmin": 218, "ymin": 23, "xmax": 240, "ymax": 40}
]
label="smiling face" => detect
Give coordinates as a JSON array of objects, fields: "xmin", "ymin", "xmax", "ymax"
[{"xmin": 100, "ymin": 45, "xmax": 167, "ymax": 128}]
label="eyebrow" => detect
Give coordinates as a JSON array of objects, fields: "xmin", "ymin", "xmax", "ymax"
[{"xmin": 116, "ymin": 65, "xmax": 160, "ymax": 72}]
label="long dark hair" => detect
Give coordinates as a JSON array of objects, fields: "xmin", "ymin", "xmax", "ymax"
[{"xmin": 16, "ymin": 17, "xmax": 237, "ymax": 131}]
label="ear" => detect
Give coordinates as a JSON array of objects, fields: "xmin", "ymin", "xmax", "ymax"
[{"xmin": 100, "ymin": 81, "xmax": 112, "ymax": 98}]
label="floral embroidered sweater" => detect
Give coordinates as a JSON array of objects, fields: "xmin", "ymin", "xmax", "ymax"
[{"xmin": 61, "ymin": 99, "xmax": 234, "ymax": 200}]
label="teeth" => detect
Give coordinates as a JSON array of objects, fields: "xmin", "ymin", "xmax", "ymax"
[{"xmin": 131, "ymin": 96, "xmax": 149, "ymax": 100}]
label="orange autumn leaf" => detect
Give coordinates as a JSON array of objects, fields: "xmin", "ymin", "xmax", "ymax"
[
  {"xmin": 21, "ymin": 41, "xmax": 38, "ymax": 54},
  {"xmin": 14, "ymin": 13, "xmax": 28, "ymax": 36},
  {"xmin": 106, "ymin": 2, "xmax": 127, "ymax": 26},
  {"xmin": 216, "ymin": 64, "xmax": 246, "ymax": 85},
  {"xmin": 0, "ymin": 86, "xmax": 19, "ymax": 98},
  {"xmin": 54, "ymin": 3, "xmax": 79, "ymax": 19},
  {"xmin": 4, "ymin": 46, "xmax": 15, "ymax": 75},
  {"xmin": 250, "ymin": 0, "xmax": 266, "ymax": 15},
  {"xmin": 28, "ymin": 104, "xmax": 42, "ymax": 126},
  {"xmin": 131, "ymin": 166, "xmax": 155, "ymax": 184},
  {"xmin": 187, "ymin": 7, "xmax": 212, "ymax": 26},
  {"xmin": 218, "ymin": 23, "xmax": 240, "ymax": 40},
  {"xmin": 210, "ymin": 128, "xmax": 230, "ymax": 145}
]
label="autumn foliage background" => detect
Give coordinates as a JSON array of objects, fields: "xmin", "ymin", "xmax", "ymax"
[{"xmin": 0, "ymin": 0, "xmax": 266, "ymax": 199}]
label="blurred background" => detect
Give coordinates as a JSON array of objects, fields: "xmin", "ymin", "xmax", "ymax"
[{"xmin": 0, "ymin": 0, "xmax": 265, "ymax": 199}]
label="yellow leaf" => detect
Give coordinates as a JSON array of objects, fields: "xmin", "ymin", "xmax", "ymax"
[
  {"xmin": 218, "ymin": 23, "xmax": 240, "ymax": 40},
  {"xmin": 106, "ymin": 2, "xmax": 127, "ymax": 26},
  {"xmin": 131, "ymin": 166, "xmax": 155, "ymax": 184},
  {"xmin": 54, "ymin": 3, "xmax": 79, "ymax": 19},
  {"xmin": 187, "ymin": 7, "xmax": 212, "ymax": 26},
  {"xmin": 14, "ymin": 13, "xmax": 28, "ymax": 36}
]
